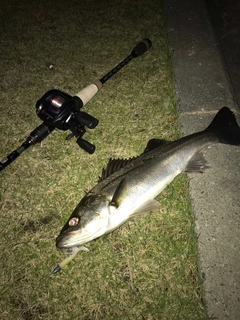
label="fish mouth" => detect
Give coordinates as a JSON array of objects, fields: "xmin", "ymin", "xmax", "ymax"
[
  {"xmin": 56, "ymin": 230, "xmax": 90, "ymax": 251},
  {"xmin": 56, "ymin": 235, "xmax": 90, "ymax": 256},
  {"xmin": 56, "ymin": 225, "xmax": 106, "ymax": 249},
  {"xmin": 56, "ymin": 233, "xmax": 79, "ymax": 250}
]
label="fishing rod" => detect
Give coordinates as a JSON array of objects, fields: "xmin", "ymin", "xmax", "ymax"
[{"xmin": 0, "ymin": 38, "xmax": 152, "ymax": 172}]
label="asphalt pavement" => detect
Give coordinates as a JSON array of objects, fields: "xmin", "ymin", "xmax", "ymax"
[{"xmin": 165, "ymin": 0, "xmax": 240, "ymax": 319}]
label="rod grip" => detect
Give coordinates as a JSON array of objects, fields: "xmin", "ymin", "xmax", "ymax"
[{"xmin": 74, "ymin": 81, "xmax": 103, "ymax": 107}]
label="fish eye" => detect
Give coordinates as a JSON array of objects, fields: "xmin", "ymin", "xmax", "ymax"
[{"xmin": 69, "ymin": 217, "xmax": 79, "ymax": 227}]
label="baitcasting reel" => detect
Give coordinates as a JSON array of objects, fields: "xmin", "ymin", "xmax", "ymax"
[{"xmin": 36, "ymin": 89, "xmax": 99, "ymax": 153}]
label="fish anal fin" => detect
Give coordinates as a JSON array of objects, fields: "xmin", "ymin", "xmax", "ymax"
[
  {"xmin": 131, "ymin": 199, "xmax": 161, "ymax": 216},
  {"xmin": 184, "ymin": 152, "xmax": 209, "ymax": 173}
]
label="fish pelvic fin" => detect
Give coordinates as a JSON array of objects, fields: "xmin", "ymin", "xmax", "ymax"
[
  {"xmin": 184, "ymin": 152, "xmax": 209, "ymax": 173},
  {"xmin": 206, "ymin": 107, "xmax": 240, "ymax": 145},
  {"xmin": 131, "ymin": 199, "xmax": 161, "ymax": 216}
]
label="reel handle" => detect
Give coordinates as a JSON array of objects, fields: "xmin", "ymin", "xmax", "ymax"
[
  {"xmin": 76, "ymin": 137, "xmax": 95, "ymax": 154},
  {"xmin": 75, "ymin": 111, "xmax": 99, "ymax": 129}
]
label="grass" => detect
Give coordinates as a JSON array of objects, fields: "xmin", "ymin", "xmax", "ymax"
[{"xmin": 0, "ymin": 0, "xmax": 209, "ymax": 319}]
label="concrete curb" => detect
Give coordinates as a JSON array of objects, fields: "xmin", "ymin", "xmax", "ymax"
[{"xmin": 165, "ymin": 0, "xmax": 240, "ymax": 319}]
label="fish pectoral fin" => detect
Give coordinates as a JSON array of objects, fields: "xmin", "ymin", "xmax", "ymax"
[
  {"xmin": 110, "ymin": 178, "xmax": 128, "ymax": 208},
  {"xmin": 184, "ymin": 152, "xmax": 209, "ymax": 173},
  {"xmin": 131, "ymin": 199, "xmax": 161, "ymax": 216}
]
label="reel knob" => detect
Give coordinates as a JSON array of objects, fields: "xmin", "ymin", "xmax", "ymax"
[{"xmin": 76, "ymin": 138, "xmax": 95, "ymax": 154}]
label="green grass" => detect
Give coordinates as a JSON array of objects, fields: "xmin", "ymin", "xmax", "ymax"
[{"xmin": 0, "ymin": 0, "xmax": 209, "ymax": 319}]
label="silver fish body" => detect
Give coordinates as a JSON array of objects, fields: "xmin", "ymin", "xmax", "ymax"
[{"xmin": 56, "ymin": 107, "xmax": 240, "ymax": 252}]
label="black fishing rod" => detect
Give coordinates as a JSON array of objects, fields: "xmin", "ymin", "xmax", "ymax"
[{"xmin": 0, "ymin": 38, "xmax": 152, "ymax": 172}]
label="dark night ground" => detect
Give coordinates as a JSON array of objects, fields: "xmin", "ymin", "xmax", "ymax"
[{"xmin": 206, "ymin": 0, "xmax": 240, "ymax": 109}]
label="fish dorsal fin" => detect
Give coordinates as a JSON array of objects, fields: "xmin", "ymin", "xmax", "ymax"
[
  {"xmin": 184, "ymin": 152, "xmax": 209, "ymax": 173},
  {"xmin": 110, "ymin": 178, "xmax": 128, "ymax": 208},
  {"xmin": 98, "ymin": 139, "xmax": 171, "ymax": 182},
  {"xmin": 144, "ymin": 138, "xmax": 170, "ymax": 153},
  {"xmin": 98, "ymin": 158, "xmax": 135, "ymax": 182}
]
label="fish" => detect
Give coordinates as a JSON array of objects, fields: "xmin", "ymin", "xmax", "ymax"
[{"xmin": 51, "ymin": 107, "xmax": 240, "ymax": 274}]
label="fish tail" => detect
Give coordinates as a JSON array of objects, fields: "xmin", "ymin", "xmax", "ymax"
[{"xmin": 206, "ymin": 107, "xmax": 240, "ymax": 145}]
